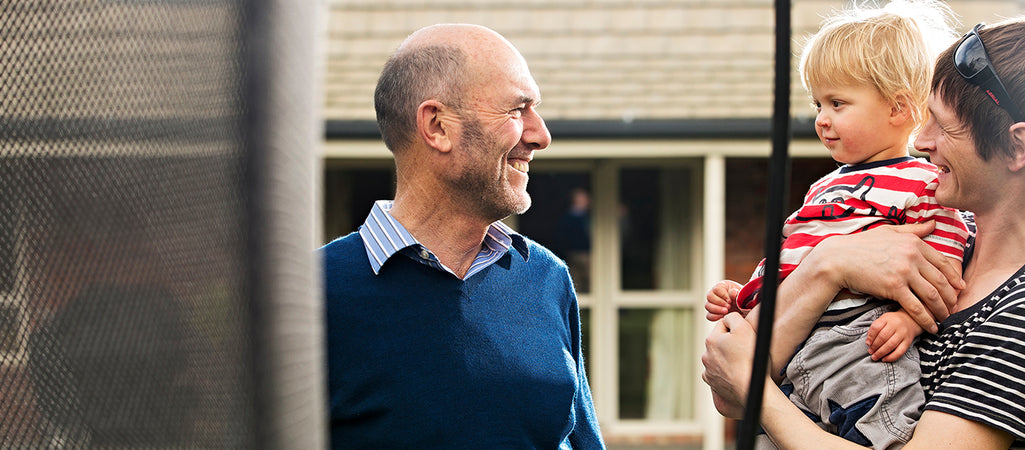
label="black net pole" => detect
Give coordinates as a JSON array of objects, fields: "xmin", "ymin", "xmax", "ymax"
[{"xmin": 736, "ymin": 0, "xmax": 792, "ymax": 448}]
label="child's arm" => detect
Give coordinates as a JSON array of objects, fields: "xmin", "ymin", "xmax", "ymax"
[
  {"xmin": 866, "ymin": 309, "xmax": 924, "ymax": 362},
  {"xmin": 866, "ymin": 254, "xmax": 963, "ymax": 362},
  {"xmin": 705, "ymin": 279, "xmax": 743, "ymax": 321}
]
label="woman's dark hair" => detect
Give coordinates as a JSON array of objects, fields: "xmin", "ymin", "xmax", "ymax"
[{"xmin": 933, "ymin": 19, "xmax": 1025, "ymax": 161}]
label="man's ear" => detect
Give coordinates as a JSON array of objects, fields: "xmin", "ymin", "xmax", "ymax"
[
  {"xmin": 417, "ymin": 100, "xmax": 454, "ymax": 153},
  {"xmin": 1008, "ymin": 122, "xmax": 1025, "ymax": 172}
]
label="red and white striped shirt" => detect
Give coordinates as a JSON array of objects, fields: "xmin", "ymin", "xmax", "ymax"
[{"xmin": 738, "ymin": 156, "xmax": 969, "ymax": 311}]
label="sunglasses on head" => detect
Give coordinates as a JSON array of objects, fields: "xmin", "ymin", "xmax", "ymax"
[{"xmin": 953, "ymin": 23, "xmax": 1024, "ymax": 123}]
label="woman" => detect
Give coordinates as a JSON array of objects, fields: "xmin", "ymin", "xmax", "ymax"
[{"xmin": 702, "ymin": 18, "xmax": 1025, "ymax": 448}]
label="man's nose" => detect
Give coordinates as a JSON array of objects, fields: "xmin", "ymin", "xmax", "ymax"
[{"xmin": 523, "ymin": 109, "xmax": 551, "ymax": 150}]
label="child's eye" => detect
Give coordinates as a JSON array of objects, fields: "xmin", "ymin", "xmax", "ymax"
[
  {"xmin": 811, "ymin": 101, "xmax": 821, "ymax": 111},
  {"xmin": 831, "ymin": 100, "xmax": 844, "ymax": 108}
]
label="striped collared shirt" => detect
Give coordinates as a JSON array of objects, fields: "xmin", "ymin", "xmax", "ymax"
[{"xmin": 358, "ymin": 200, "xmax": 528, "ymax": 279}]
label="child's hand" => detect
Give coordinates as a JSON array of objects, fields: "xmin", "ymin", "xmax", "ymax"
[
  {"xmin": 866, "ymin": 310, "xmax": 924, "ymax": 362},
  {"xmin": 705, "ymin": 280, "xmax": 743, "ymax": 321}
]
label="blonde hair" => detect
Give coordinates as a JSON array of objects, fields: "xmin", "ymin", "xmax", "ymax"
[{"xmin": 799, "ymin": 0, "xmax": 958, "ymax": 132}]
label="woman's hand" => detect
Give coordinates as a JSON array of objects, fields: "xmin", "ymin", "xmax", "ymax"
[
  {"xmin": 701, "ymin": 312, "xmax": 758, "ymax": 419},
  {"xmin": 803, "ymin": 222, "xmax": 963, "ymax": 333}
]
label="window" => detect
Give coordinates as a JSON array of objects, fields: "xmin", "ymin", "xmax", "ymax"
[
  {"xmin": 518, "ymin": 159, "xmax": 705, "ymax": 432},
  {"xmin": 517, "ymin": 167, "xmax": 592, "ymax": 293},
  {"xmin": 322, "ymin": 164, "xmax": 394, "ymax": 243},
  {"xmin": 618, "ymin": 307, "xmax": 695, "ymax": 420}
]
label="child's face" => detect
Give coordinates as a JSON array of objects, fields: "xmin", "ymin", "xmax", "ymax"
[{"xmin": 809, "ymin": 82, "xmax": 912, "ymax": 165}]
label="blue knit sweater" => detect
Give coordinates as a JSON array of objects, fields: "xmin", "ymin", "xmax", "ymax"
[{"xmin": 323, "ymin": 232, "xmax": 604, "ymax": 449}]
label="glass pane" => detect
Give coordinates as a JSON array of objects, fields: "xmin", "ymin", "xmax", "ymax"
[
  {"xmin": 618, "ymin": 308, "xmax": 695, "ymax": 420},
  {"xmin": 619, "ymin": 167, "xmax": 693, "ymax": 291},
  {"xmin": 323, "ymin": 168, "xmax": 393, "ymax": 242},
  {"xmin": 517, "ymin": 170, "xmax": 592, "ymax": 293}
]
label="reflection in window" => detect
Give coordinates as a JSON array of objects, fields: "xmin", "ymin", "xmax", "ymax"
[
  {"xmin": 518, "ymin": 171, "xmax": 592, "ymax": 293},
  {"xmin": 619, "ymin": 167, "xmax": 693, "ymax": 291},
  {"xmin": 618, "ymin": 308, "xmax": 694, "ymax": 420}
]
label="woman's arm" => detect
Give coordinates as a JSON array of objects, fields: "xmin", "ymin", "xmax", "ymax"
[
  {"xmin": 759, "ymin": 377, "xmax": 868, "ymax": 449},
  {"xmin": 703, "ymin": 222, "xmax": 967, "ymax": 446},
  {"xmin": 766, "ymin": 222, "xmax": 964, "ymax": 374},
  {"xmin": 903, "ymin": 411, "xmax": 1013, "ymax": 450},
  {"xmin": 703, "ymin": 315, "xmax": 1011, "ymax": 450},
  {"xmin": 705, "ymin": 223, "xmax": 962, "ymax": 408},
  {"xmin": 764, "ymin": 393, "xmax": 1013, "ymax": 449},
  {"xmin": 703, "ymin": 314, "xmax": 865, "ymax": 449}
]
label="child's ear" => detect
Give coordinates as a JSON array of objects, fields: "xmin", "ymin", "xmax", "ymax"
[{"xmin": 889, "ymin": 92, "xmax": 913, "ymax": 126}]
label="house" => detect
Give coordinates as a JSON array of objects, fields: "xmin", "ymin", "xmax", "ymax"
[{"xmin": 321, "ymin": 1, "xmax": 1023, "ymax": 446}]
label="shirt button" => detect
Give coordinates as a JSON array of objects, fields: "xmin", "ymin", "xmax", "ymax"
[{"xmin": 419, "ymin": 249, "xmax": 430, "ymax": 259}]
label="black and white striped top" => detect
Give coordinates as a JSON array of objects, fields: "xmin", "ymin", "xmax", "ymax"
[{"xmin": 918, "ymin": 262, "xmax": 1025, "ymax": 446}]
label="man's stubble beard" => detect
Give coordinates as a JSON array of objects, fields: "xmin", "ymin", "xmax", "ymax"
[{"xmin": 450, "ymin": 115, "xmax": 531, "ymax": 222}]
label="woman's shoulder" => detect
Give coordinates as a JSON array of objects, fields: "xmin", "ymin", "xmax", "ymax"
[{"xmin": 990, "ymin": 267, "xmax": 1025, "ymax": 314}]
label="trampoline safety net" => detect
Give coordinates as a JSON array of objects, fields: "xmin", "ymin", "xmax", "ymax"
[{"xmin": 0, "ymin": 0, "xmax": 323, "ymax": 448}]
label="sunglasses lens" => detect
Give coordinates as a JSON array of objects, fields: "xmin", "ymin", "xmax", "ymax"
[{"xmin": 955, "ymin": 34, "xmax": 988, "ymax": 78}]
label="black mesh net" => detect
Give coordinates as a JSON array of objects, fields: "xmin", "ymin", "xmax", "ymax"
[{"xmin": 1, "ymin": 1, "xmax": 257, "ymax": 447}]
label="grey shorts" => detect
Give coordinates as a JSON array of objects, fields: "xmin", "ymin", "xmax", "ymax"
[{"xmin": 758, "ymin": 303, "xmax": 924, "ymax": 450}]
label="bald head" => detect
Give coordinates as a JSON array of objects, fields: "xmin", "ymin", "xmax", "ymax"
[
  {"xmin": 402, "ymin": 24, "xmax": 519, "ymax": 59},
  {"xmin": 402, "ymin": 24, "xmax": 501, "ymax": 47},
  {"xmin": 374, "ymin": 24, "xmax": 526, "ymax": 153}
]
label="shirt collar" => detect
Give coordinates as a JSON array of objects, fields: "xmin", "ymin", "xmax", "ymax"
[
  {"xmin": 358, "ymin": 200, "xmax": 527, "ymax": 275},
  {"xmin": 839, "ymin": 156, "xmax": 915, "ymax": 173}
]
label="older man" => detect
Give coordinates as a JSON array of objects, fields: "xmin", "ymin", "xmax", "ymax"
[{"xmin": 322, "ymin": 24, "xmax": 604, "ymax": 449}]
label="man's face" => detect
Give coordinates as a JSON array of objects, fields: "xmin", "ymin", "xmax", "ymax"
[{"xmin": 448, "ymin": 52, "xmax": 551, "ymax": 222}]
